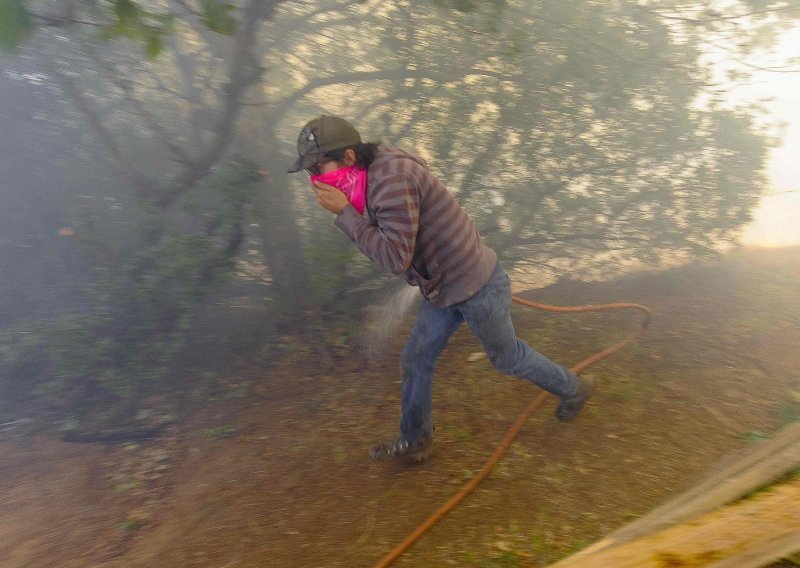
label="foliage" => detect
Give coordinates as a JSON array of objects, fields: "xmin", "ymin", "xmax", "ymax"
[
  {"xmin": 0, "ymin": 0, "xmax": 31, "ymax": 51},
  {"xmin": 0, "ymin": 160, "xmax": 262, "ymax": 418},
  {"xmin": 268, "ymin": 0, "xmax": 797, "ymax": 284},
  {"xmin": 0, "ymin": 0, "xmax": 237, "ymax": 57},
  {"xmin": 0, "ymin": 0, "xmax": 275, "ymax": 422},
  {"xmin": 5, "ymin": 0, "xmax": 796, "ymax": 302},
  {"xmin": 200, "ymin": 0, "xmax": 238, "ymax": 35},
  {"xmin": 104, "ymin": 1, "xmax": 177, "ymax": 58},
  {"xmin": 1, "ymin": 0, "xmax": 799, "ymax": 419}
]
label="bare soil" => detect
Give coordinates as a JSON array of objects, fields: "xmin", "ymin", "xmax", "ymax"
[{"xmin": 1, "ymin": 247, "xmax": 799, "ymax": 568}]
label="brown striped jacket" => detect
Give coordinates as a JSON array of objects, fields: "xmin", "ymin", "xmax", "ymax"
[{"xmin": 335, "ymin": 148, "xmax": 497, "ymax": 307}]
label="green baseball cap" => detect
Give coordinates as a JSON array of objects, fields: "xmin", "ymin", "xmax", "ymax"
[{"xmin": 288, "ymin": 115, "xmax": 362, "ymax": 173}]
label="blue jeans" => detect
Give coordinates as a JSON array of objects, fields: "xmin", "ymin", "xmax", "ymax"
[{"xmin": 399, "ymin": 262, "xmax": 580, "ymax": 441}]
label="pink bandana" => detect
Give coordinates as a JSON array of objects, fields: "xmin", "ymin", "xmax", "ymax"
[{"xmin": 310, "ymin": 166, "xmax": 368, "ymax": 214}]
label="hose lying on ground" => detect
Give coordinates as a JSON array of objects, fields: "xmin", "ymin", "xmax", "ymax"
[{"xmin": 374, "ymin": 295, "xmax": 652, "ymax": 568}]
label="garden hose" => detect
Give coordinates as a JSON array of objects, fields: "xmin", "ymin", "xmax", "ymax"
[{"xmin": 374, "ymin": 295, "xmax": 652, "ymax": 568}]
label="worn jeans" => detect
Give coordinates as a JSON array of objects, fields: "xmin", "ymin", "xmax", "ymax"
[{"xmin": 399, "ymin": 262, "xmax": 580, "ymax": 442}]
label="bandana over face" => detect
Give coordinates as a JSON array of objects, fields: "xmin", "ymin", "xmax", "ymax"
[{"xmin": 310, "ymin": 166, "xmax": 368, "ymax": 214}]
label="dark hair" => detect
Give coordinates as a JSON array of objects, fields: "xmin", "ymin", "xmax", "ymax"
[{"xmin": 325, "ymin": 142, "xmax": 381, "ymax": 169}]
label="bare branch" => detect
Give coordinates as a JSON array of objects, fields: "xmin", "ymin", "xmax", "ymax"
[
  {"xmin": 159, "ymin": 0, "xmax": 284, "ymax": 207},
  {"xmin": 30, "ymin": 14, "xmax": 105, "ymax": 27},
  {"xmin": 84, "ymin": 47, "xmax": 191, "ymax": 164},
  {"xmin": 47, "ymin": 65, "xmax": 157, "ymax": 192},
  {"xmin": 643, "ymin": 3, "xmax": 800, "ymax": 24},
  {"xmin": 272, "ymin": 67, "xmax": 510, "ymax": 117}
]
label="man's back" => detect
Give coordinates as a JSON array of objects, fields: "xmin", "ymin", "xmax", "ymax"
[{"xmin": 341, "ymin": 147, "xmax": 497, "ymax": 306}]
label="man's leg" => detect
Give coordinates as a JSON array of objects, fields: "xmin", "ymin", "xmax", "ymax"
[
  {"xmin": 370, "ymin": 299, "xmax": 462, "ymax": 461},
  {"xmin": 459, "ymin": 264, "xmax": 590, "ymax": 413},
  {"xmin": 399, "ymin": 300, "xmax": 463, "ymax": 441}
]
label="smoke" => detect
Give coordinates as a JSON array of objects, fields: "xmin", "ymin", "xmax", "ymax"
[{"xmin": 362, "ymin": 284, "xmax": 420, "ymax": 358}]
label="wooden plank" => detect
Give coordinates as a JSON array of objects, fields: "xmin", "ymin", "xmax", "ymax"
[
  {"xmin": 550, "ymin": 478, "xmax": 800, "ymax": 568},
  {"xmin": 551, "ymin": 421, "xmax": 800, "ymax": 567}
]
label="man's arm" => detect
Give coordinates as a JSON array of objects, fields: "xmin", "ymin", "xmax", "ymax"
[{"xmin": 334, "ymin": 171, "xmax": 420, "ymax": 275}]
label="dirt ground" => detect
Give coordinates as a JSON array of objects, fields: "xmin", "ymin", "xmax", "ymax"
[{"xmin": 1, "ymin": 247, "xmax": 799, "ymax": 568}]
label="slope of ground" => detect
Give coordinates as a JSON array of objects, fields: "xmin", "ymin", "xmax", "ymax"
[{"xmin": 1, "ymin": 246, "xmax": 799, "ymax": 567}]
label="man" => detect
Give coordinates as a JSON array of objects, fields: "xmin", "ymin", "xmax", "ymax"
[{"xmin": 288, "ymin": 115, "xmax": 595, "ymax": 463}]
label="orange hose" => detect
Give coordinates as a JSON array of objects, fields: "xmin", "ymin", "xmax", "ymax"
[{"xmin": 373, "ymin": 295, "xmax": 652, "ymax": 568}]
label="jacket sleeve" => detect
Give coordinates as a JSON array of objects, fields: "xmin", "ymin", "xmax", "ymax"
[{"xmin": 334, "ymin": 167, "xmax": 420, "ymax": 275}]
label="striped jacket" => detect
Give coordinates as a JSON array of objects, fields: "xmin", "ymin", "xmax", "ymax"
[{"xmin": 335, "ymin": 148, "xmax": 497, "ymax": 308}]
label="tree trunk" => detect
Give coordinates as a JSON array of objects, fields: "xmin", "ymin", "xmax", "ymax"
[{"xmin": 255, "ymin": 152, "xmax": 314, "ymax": 316}]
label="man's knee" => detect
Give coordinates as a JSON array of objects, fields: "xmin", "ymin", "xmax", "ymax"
[
  {"xmin": 401, "ymin": 341, "xmax": 427, "ymax": 374},
  {"xmin": 488, "ymin": 347, "xmax": 521, "ymax": 375}
]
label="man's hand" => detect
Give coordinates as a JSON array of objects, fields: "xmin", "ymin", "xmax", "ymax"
[{"xmin": 313, "ymin": 180, "xmax": 350, "ymax": 215}]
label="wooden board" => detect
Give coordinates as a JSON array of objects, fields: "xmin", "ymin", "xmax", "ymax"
[{"xmin": 551, "ymin": 421, "xmax": 800, "ymax": 567}]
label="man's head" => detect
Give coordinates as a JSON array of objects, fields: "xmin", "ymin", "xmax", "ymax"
[{"xmin": 288, "ymin": 115, "xmax": 361, "ymax": 174}]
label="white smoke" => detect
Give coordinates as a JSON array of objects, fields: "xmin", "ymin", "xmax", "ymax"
[{"xmin": 362, "ymin": 283, "xmax": 420, "ymax": 358}]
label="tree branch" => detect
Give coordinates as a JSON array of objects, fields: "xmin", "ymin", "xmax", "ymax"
[
  {"xmin": 272, "ymin": 67, "xmax": 510, "ymax": 118},
  {"xmin": 47, "ymin": 64, "xmax": 157, "ymax": 193},
  {"xmin": 167, "ymin": 0, "xmax": 224, "ymax": 54},
  {"xmin": 159, "ymin": 0, "xmax": 284, "ymax": 207},
  {"xmin": 642, "ymin": 3, "xmax": 800, "ymax": 24},
  {"xmin": 85, "ymin": 47, "xmax": 191, "ymax": 164}
]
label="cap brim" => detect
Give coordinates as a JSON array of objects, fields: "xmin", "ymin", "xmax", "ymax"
[{"xmin": 287, "ymin": 151, "xmax": 323, "ymax": 173}]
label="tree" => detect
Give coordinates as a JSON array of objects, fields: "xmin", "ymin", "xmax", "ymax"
[
  {"xmin": 1, "ymin": 0, "xmax": 798, "ymax": 425},
  {"xmin": 5, "ymin": 0, "xmax": 795, "ymax": 299},
  {"xmin": 261, "ymin": 0, "xmax": 798, "ymax": 283},
  {"xmin": 0, "ymin": 0, "xmax": 289, "ymax": 425}
]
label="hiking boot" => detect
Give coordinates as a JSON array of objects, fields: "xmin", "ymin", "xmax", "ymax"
[
  {"xmin": 556, "ymin": 375, "xmax": 596, "ymax": 421},
  {"xmin": 369, "ymin": 435, "xmax": 432, "ymax": 463}
]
